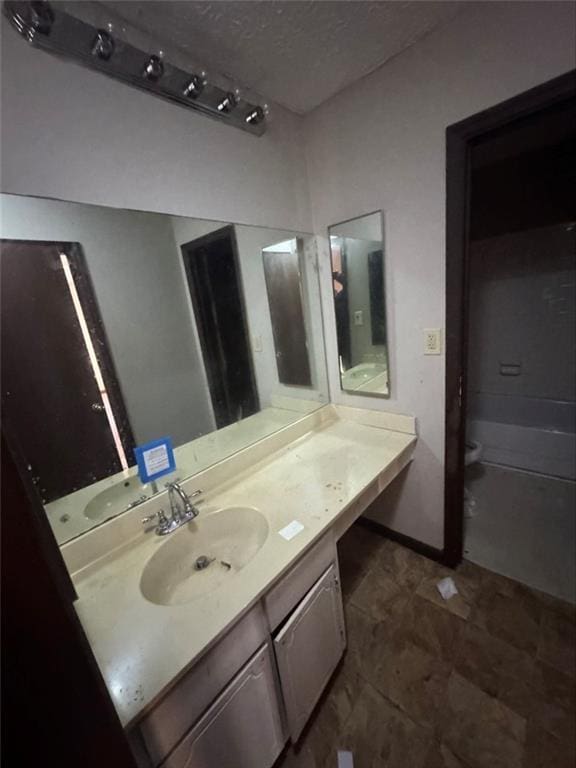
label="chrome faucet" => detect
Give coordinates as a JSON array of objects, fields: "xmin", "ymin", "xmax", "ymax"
[
  {"xmin": 141, "ymin": 482, "xmax": 202, "ymax": 536},
  {"xmin": 167, "ymin": 481, "xmax": 201, "ymax": 522}
]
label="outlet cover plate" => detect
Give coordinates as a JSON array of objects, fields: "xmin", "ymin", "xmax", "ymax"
[{"xmin": 424, "ymin": 328, "xmax": 442, "ymax": 355}]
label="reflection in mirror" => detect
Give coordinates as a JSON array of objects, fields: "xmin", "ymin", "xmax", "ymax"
[
  {"xmin": 0, "ymin": 194, "xmax": 328, "ymax": 544},
  {"xmin": 263, "ymin": 239, "xmax": 311, "ymax": 387},
  {"xmin": 328, "ymin": 211, "xmax": 390, "ymax": 397},
  {"xmin": 181, "ymin": 226, "xmax": 259, "ymax": 428}
]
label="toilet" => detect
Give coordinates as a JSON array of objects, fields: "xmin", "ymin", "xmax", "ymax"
[
  {"xmin": 465, "ymin": 439, "xmax": 483, "ymax": 466},
  {"xmin": 464, "ymin": 439, "xmax": 483, "ymax": 519}
]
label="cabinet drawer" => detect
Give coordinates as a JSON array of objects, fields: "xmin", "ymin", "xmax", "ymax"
[
  {"xmin": 274, "ymin": 563, "xmax": 346, "ymax": 741},
  {"xmin": 138, "ymin": 603, "xmax": 267, "ymax": 766},
  {"xmin": 161, "ymin": 644, "xmax": 285, "ymax": 768},
  {"xmin": 264, "ymin": 532, "xmax": 336, "ymax": 632}
]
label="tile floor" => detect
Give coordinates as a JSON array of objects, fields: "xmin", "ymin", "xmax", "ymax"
[{"xmin": 275, "ymin": 524, "xmax": 576, "ymax": 768}]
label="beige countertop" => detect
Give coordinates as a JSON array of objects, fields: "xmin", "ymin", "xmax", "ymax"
[{"xmin": 72, "ymin": 408, "xmax": 416, "ymax": 728}]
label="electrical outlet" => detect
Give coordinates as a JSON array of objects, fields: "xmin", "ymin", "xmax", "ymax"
[
  {"xmin": 424, "ymin": 328, "xmax": 442, "ymax": 355},
  {"xmin": 354, "ymin": 310, "xmax": 364, "ymax": 326},
  {"xmin": 253, "ymin": 335, "xmax": 263, "ymax": 353}
]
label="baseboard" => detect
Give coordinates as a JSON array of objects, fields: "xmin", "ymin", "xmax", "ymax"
[{"xmin": 355, "ymin": 517, "xmax": 447, "ymax": 565}]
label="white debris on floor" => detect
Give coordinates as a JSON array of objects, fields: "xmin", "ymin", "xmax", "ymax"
[{"xmin": 436, "ymin": 576, "xmax": 459, "ymax": 601}]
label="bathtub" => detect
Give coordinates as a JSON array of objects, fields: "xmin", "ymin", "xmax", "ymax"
[
  {"xmin": 465, "ymin": 392, "xmax": 576, "ymax": 602},
  {"xmin": 467, "ymin": 392, "xmax": 576, "ymax": 480}
]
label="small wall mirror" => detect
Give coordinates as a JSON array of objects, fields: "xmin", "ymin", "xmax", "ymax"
[{"xmin": 328, "ymin": 211, "xmax": 390, "ymax": 397}]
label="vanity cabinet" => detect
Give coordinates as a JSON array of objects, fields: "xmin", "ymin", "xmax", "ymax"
[
  {"xmin": 131, "ymin": 534, "xmax": 346, "ymax": 767},
  {"xmin": 161, "ymin": 644, "xmax": 285, "ymax": 768},
  {"xmin": 273, "ymin": 564, "xmax": 345, "ymax": 741},
  {"xmin": 138, "ymin": 605, "xmax": 269, "ymax": 766}
]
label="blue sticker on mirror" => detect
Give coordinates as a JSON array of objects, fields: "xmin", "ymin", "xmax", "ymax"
[{"xmin": 134, "ymin": 437, "xmax": 176, "ymax": 483}]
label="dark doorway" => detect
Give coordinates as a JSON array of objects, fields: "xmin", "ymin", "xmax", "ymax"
[
  {"xmin": 444, "ymin": 70, "xmax": 576, "ymax": 567},
  {"xmin": 331, "ymin": 240, "xmax": 352, "ymax": 371},
  {"xmin": 1, "ymin": 240, "xmax": 135, "ymax": 503},
  {"xmin": 368, "ymin": 249, "xmax": 386, "ymax": 346},
  {"xmin": 181, "ymin": 226, "xmax": 259, "ymax": 429}
]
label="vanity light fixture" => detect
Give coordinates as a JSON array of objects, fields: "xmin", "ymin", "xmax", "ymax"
[
  {"xmin": 217, "ymin": 91, "xmax": 238, "ymax": 114},
  {"xmin": 28, "ymin": 0, "xmax": 53, "ymax": 35},
  {"xmin": 9, "ymin": 0, "xmax": 53, "ymax": 39},
  {"xmin": 4, "ymin": 0, "xmax": 267, "ymax": 136},
  {"xmin": 182, "ymin": 74, "xmax": 204, "ymax": 99},
  {"xmin": 91, "ymin": 29, "xmax": 115, "ymax": 61},
  {"xmin": 245, "ymin": 106, "xmax": 265, "ymax": 126},
  {"xmin": 142, "ymin": 53, "xmax": 164, "ymax": 82}
]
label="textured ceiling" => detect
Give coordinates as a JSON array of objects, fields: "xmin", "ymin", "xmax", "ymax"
[{"xmin": 87, "ymin": 1, "xmax": 461, "ymax": 114}]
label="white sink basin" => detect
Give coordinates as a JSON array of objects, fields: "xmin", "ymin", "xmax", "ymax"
[
  {"xmin": 139, "ymin": 507, "xmax": 269, "ymax": 606},
  {"xmin": 341, "ymin": 362, "xmax": 388, "ymax": 392},
  {"xmin": 84, "ymin": 477, "xmax": 152, "ymax": 521}
]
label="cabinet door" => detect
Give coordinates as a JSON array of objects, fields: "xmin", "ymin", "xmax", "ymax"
[
  {"xmin": 274, "ymin": 563, "xmax": 346, "ymax": 741},
  {"xmin": 161, "ymin": 644, "xmax": 285, "ymax": 768},
  {"xmin": 139, "ymin": 605, "xmax": 267, "ymax": 766}
]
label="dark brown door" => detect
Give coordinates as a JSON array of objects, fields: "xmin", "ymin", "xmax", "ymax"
[
  {"xmin": 181, "ymin": 226, "xmax": 259, "ymax": 428},
  {"xmin": 1, "ymin": 240, "xmax": 134, "ymax": 503},
  {"xmin": 263, "ymin": 244, "xmax": 312, "ymax": 387}
]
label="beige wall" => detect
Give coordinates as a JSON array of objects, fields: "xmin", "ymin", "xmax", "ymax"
[
  {"xmin": 468, "ymin": 224, "xmax": 576, "ymax": 404},
  {"xmin": 0, "ymin": 21, "xmax": 311, "ymax": 233},
  {"xmin": 304, "ymin": 1, "xmax": 576, "ymax": 548}
]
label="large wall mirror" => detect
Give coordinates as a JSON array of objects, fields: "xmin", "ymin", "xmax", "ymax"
[
  {"xmin": 1, "ymin": 194, "xmax": 328, "ymax": 544},
  {"xmin": 328, "ymin": 211, "xmax": 390, "ymax": 397}
]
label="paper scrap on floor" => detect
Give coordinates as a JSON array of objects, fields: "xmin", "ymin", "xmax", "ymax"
[
  {"xmin": 337, "ymin": 751, "xmax": 354, "ymax": 768},
  {"xmin": 437, "ymin": 576, "xmax": 458, "ymax": 601}
]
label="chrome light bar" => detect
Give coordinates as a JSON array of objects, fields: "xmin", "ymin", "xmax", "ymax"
[{"xmin": 4, "ymin": 0, "xmax": 267, "ymax": 136}]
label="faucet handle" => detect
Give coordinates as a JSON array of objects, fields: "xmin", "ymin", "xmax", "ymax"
[
  {"xmin": 142, "ymin": 509, "xmax": 168, "ymax": 526},
  {"xmin": 190, "ymin": 489, "xmax": 202, "ymax": 498}
]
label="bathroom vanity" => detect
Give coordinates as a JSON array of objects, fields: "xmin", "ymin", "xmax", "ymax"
[
  {"xmin": 132, "ymin": 534, "xmax": 342, "ymax": 768},
  {"xmin": 1, "ymin": 190, "xmax": 410, "ymax": 766},
  {"xmin": 62, "ymin": 404, "xmax": 416, "ymax": 768}
]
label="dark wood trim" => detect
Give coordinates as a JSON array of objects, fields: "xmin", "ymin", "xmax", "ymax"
[
  {"xmin": 444, "ymin": 69, "xmax": 576, "ymax": 568},
  {"xmin": 1, "ymin": 435, "xmax": 138, "ymax": 768},
  {"xmin": 444, "ymin": 122, "xmax": 469, "ymax": 569},
  {"xmin": 356, "ymin": 517, "xmax": 444, "ymax": 564}
]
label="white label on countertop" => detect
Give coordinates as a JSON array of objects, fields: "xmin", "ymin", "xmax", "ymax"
[{"xmin": 279, "ymin": 520, "xmax": 304, "ymax": 541}]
